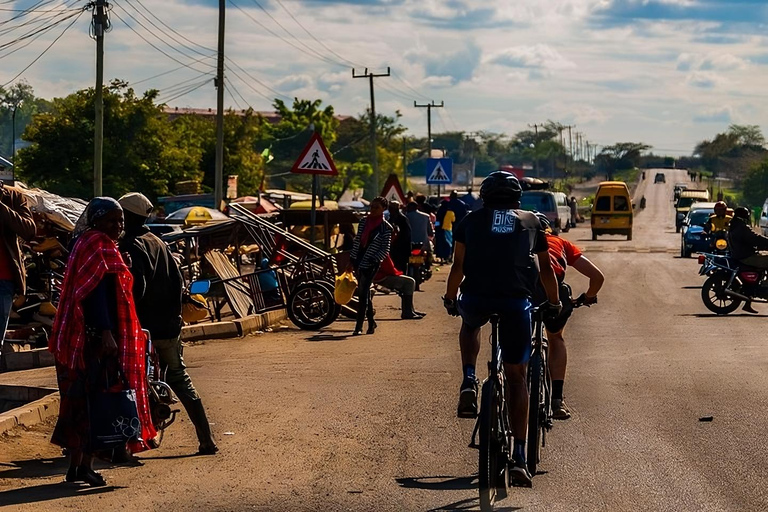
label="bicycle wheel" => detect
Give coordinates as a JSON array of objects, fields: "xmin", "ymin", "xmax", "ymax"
[
  {"xmin": 479, "ymin": 379, "xmax": 508, "ymax": 511},
  {"xmin": 527, "ymin": 351, "xmax": 543, "ymax": 476}
]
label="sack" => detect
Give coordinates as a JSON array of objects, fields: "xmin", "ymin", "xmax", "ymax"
[
  {"xmin": 334, "ymin": 271, "xmax": 358, "ymax": 305},
  {"xmin": 88, "ymin": 370, "xmax": 141, "ymax": 451}
]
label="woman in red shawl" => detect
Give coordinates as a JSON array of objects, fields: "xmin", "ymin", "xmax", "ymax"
[{"xmin": 49, "ymin": 198, "xmax": 156, "ymax": 487}]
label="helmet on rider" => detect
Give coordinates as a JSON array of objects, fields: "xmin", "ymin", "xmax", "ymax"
[
  {"xmin": 734, "ymin": 206, "xmax": 751, "ymax": 220},
  {"xmin": 480, "ymin": 171, "xmax": 522, "ymax": 208},
  {"xmin": 533, "ymin": 211, "xmax": 552, "ymax": 233},
  {"xmin": 714, "ymin": 201, "xmax": 727, "ymax": 215}
]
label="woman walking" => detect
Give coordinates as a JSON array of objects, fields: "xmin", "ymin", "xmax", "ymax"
[
  {"xmin": 49, "ymin": 198, "xmax": 156, "ymax": 487},
  {"xmin": 348, "ymin": 197, "xmax": 392, "ymax": 335}
]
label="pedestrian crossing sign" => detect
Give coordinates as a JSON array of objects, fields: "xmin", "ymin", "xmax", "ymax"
[
  {"xmin": 291, "ymin": 132, "xmax": 338, "ymax": 176},
  {"xmin": 426, "ymin": 158, "xmax": 452, "ymax": 184}
]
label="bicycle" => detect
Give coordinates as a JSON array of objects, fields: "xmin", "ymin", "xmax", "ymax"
[
  {"xmin": 527, "ymin": 295, "xmax": 594, "ymax": 475},
  {"xmin": 468, "ymin": 315, "xmax": 510, "ymax": 511}
]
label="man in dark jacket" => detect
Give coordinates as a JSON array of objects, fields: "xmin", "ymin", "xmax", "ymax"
[
  {"xmin": 728, "ymin": 207, "xmax": 768, "ymax": 314},
  {"xmin": 118, "ymin": 193, "xmax": 217, "ymax": 455},
  {"xmin": 0, "ymin": 183, "xmax": 35, "ymax": 361}
]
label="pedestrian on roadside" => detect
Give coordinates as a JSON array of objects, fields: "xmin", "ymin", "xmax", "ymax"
[
  {"xmin": 387, "ymin": 201, "xmax": 411, "ymax": 273},
  {"xmin": 405, "ymin": 201, "xmax": 434, "ymax": 260},
  {"xmin": 0, "ymin": 182, "xmax": 35, "ymax": 361},
  {"xmin": 569, "ymin": 196, "xmax": 579, "ymax": 227},
  {"xmin": 49, "ymin": 198, "xmax": 157, "ymax": 487},
  {"xmin": 434, "ymin": 200, "xmax": 450, "ymax": 263},
  {"xmin": 347, "ymin": 197, "xmax": 392, "ymax": 336},
  {"xmin": 373, "ymin": 254, "xmax": 426, "ymax": 320},
  {"xmin": 447, "ymin": 190, "xmax": 468, "ymax": 224},
  {"xmin": 118, "ymin": 193, "xmax": 218, "ymax": 455}
]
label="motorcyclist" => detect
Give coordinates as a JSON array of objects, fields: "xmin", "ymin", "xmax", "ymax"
[
  {"xmin": 728, "ymin": 206, "xmax": 768, "ymax": 314},
  {"xmin": 704, "ymin": 201, "xmax": 732, "ymax": 234}
]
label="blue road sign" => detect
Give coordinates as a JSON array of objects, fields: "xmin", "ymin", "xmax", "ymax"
[{"xmin": 426, "ymin": 158, "xmax": 452, "ymax": 185}]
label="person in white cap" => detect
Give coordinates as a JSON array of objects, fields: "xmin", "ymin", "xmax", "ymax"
[{"xmin": 118, "ymin": 192, "xmax": 218, "ymax": 455}]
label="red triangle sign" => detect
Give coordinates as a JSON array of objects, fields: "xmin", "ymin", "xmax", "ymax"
[
  {"xmin": 291, "ymin": 132, "xmax": 338, "ymax": 176},
  {"xmin": 380, "ymin": 174, "xmax": 406, "ymax": 204}
]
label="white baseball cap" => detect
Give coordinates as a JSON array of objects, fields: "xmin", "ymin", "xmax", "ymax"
[{"xmin": 118, "ymin": 192, "xmax": 153, "ymax": 217}]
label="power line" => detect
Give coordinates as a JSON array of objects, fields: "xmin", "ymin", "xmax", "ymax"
[
  {"xmin": 225, "ymin": 57, "xmax": 290, "ymax": 100},
  {"xmin": 1, "ymin": 7, "xmax": 84, "ymax": 87},
  {"xmin": 111, "ymin": 7, "xmax": 214, "ymax": 72},
  {"xmin": 0, "ymin": 8, "xmax": 81, "ymax": 60},
  {"xmin": 128, "ymin": 0, "xmax": 214, "ymax": 53},
  {"xmin": 224, "ymin": 63, "xmax": 283, "ymax": 103},
  {"xmin": 131, "ymin": 54, "xmax": 214, "ymax": 85},
  {"xmin": 225, "ymin": 76, "xmax": 252, "ymax": 109},
  {"xmin": 0, "ymin": 7, "xmax": 81, "ymax": 50},
  {"xmin": 158, "ymin": 77, "xmax": 211, "ymax": 104}
]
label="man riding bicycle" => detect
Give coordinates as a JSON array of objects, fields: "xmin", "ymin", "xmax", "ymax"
[
  {"xmin": 533, "ymin": 212, "xmax": 604, "ymax": 420},
  {"xmin": 443, "ymin": 171, "xmax": 561, "ymax": 487}
]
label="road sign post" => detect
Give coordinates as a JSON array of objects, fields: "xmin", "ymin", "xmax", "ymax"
[{"xmin": 291, "ymin": 133, "xmax": 338, "ymax": 246}]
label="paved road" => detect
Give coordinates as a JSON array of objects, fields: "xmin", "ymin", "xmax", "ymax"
[{"xmin": 2, "ymin": 169, "xmax": 768, "ymax": 511}]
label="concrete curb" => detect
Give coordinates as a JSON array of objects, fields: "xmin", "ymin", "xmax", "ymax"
[
  {"xmin": 1, "ymin": 347, "xmax": 55, "ymax": 372},
  {"xmin": 181, "ymin": 309, "xmax": 287, "ymax": 341},
  {"xmin": 0, "ymin": 390, "xmax": 59, "ymax": 436}
]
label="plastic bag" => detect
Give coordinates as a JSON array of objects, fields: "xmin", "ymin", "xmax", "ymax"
[{"xmin": 334, "ymin": 271, "xmax": 358, "ymax": 305}]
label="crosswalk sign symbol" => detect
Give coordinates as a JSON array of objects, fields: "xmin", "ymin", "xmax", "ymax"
[
  {"xmin": 426, "ymin": 158, "xmax": 452, "ymax": 184},
  {"xmin": 291, "ymin": 132, "xmax": 338, "ymax": 176}
]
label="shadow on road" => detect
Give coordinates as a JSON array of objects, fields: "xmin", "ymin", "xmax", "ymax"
[
  {"xmin": 306, "ymin": 333, "xmax": 351, "ymax": 342},
  {"xmin": 681, "ymin": 286, "xmax": 702, "ymax": 290},
  {"xmin": 396, "ymin": 474, "xmax": 476, "ymax": 491},
  {"xmin": 678, "ymin": 313, "xmax": 768, "ymax": 318},
  {"xmin": 0, "ymin": 482, "xmax": 121, "ymax": 506},
  {"xmin": 426, "ymin": 496, "xmax": 522, "ymax": 512},
  {"xmin": 0, "ymin": 458, "xmax": 69, "ymax": 480}
]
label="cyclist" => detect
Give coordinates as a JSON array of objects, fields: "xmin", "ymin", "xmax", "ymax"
[
  {"xmin": 533, "ymin": 212, "xmax": 604, "ymax": 420},
  {"xmin": 443, "ymin": 170, "xmax": 561, "ymax": 486}
]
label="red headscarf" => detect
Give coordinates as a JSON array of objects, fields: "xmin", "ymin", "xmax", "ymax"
[
  {"xmin": 360, "ymin": 215, "xmax": 383, "ymax": 247},
  {"xmin": 49, "ymin": 229, "xmax": 156, "ymax": 451}
]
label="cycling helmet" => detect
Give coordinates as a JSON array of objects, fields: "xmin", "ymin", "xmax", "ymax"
[
  {"xmin": 734, "ymin": 206, "xmax": 750, "ymax": 220},
  {"xmin": 480, "ymin": 171, "xmax": 522, "ymax": 206},
  {"xmin": 533, "ymin": 211, "xmax": 551, "ymax": 231}
]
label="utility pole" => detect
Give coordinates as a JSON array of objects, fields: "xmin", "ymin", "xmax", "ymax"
[
  {"xmin": 402, "ymin": 137, "xmax": 408, "ymax": 188},
  {"xmin": 214, "ymin": 0, "xmax": 225, "ymax": 209},
  {"xmin": 353, "ymin": 67, "xmax": 390, "ymax": 195},
  {"xmin": 568, "ymin": 125, "xmax": 574, "ymax": 169},
  {"xmin": 415, "ymin": 100, "xmax": 444, "ymax": 194},
  {"xmin": 92, "ymin": 0, "xmax": 108, "ymax": 197},
  {"xmin": 528, "ymin": 123, "xmax": 540, "ymax": 178}
]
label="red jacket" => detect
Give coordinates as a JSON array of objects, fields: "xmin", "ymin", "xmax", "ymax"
[{"xmin": 374, "ymin": 254, "xmax": 402, "ymax": 281}]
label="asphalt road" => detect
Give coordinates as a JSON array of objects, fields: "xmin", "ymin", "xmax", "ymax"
[{"xmin": 2, "ymin": 169, "xmax": 768, "ymax": 511}]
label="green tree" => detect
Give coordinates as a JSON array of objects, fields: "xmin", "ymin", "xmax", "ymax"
[
  {"xmin": 596, "ymin": 142, "xmax": 652, "ymax": 180},
  {"xmin": 741, "ymin": 159, "xmax": 768, "ymax": 207},
  {"xmin": 18, "ymin": 80, "xmax": 202, "ymax": 200},
  {"xmin": 0, "ymin": 81, "xmax": 52, "ymax": 159}
]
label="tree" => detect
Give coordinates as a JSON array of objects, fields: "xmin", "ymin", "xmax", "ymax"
[
  {"xmin": 18, "ymin": 80, "xmax": 203, "ymax": 200},
  {"xmin": 741, "ymin": 159, "xmax": 768, "ymax": 207},
  {"xmin": 0, "ymin": 81, "xmax": 52, "ymax": 159},
  {"xmin": 596, "ymin": 142, "xmax": 651, "ymax": 180}
]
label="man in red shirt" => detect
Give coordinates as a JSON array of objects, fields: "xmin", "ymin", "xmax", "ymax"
[
  {"xmin": 535, "ymin": 213, "xmax": 604, "ymax": 420},
  {"xmin": 373, "ymin": 255, "xmax": 425, "ymax": 319}
]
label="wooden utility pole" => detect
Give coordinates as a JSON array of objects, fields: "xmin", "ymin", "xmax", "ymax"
[
  {"xmin": 92, "ymin": 0, "xmax": 107, "ymax": 197},
  {"xmin": 353, "ymin": 68, "xmax": 390, "ymax": 195},
  {"xmin": 528, "ymin": 123, "xmax": 540, "ymax": 178},
  {"xmin": 415, "ymin": 100, "xmax": 444, "ymax": 194},
  {"xmin": 214, "ymin": 0, "xmax": 226, "ymax": 209}
]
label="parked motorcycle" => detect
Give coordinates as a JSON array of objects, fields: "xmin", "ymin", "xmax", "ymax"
[
  {"xmin": 407, "ymin": 242, "xmax": 432, "ymax": 291},
  {"xmin": 698, "ymin": 252, "xmax": 767, "ymax": 314}
]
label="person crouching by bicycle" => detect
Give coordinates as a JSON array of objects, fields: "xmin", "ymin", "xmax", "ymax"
[
  {"xmin": 533, "ymin": 212, "xmax": 603, "ymax": 420},
  {"xmin": 373, "ymin": 254, "xmax": 426, "ymax": 320},
  {"xmin": 347, "ymin": 197, "xmax": 392, "ymax": 336},
  {"xmin": 443, "ymin": 171, "xmax": 561, "ymax": 487}
]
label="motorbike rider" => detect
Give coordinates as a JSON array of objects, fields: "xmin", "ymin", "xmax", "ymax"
[
  {"xmin": 443, "ymin": 170, "xmax": 560, "ymax": 487},
  {"xmin": 533, "ymin": 212, "xmax": 604, "ymax": 420},
  {"xmin": 728, "ymin": 206, "xmax": 768, "ymax": 314},
  {"xmin": 405, "ymin": 201, "xmax": 434, "ymax": 264}
]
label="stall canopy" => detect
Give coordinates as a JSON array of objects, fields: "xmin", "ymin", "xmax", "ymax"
[{"xmin": 16, "ymin": 182, "xmax": 88, "ymax": 232}]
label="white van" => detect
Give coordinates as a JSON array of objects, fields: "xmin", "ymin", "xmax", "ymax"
[
  {"xmin": 760, "ymin": 198, "xmax": 768, "ymax": 236},
  {"xmin": 553, "ymin": 192, "xmax": 571, "ymax": 232}
]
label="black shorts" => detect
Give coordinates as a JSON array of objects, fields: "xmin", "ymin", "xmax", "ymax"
[
  {"xmin": 458, "ymin": 294, "xmax": 532, "ymax": 365},
  {"xmin": 544, "ymin": 282, "xmax": 574, "ymax": 334}
]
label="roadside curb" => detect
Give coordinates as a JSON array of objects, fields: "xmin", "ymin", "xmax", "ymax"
[
  {"xmin": 0, "ymin": 390, "xmax": 60, "ymax": 436},
  {"xmin": 181, "ymin": 309, "xmax": 287, "ymax": 341},
  {"xmin": 0, "ymin": 347, "xmax": 55, "ymax": 373}
]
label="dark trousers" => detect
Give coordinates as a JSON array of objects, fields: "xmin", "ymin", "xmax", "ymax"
[
  {"xmin": 154, "ymin": 335, "xmax": 199, "ymax": 405},
  {"xmin": 355, "ymin": 266, "xmax": 378, "ymax": 326}
]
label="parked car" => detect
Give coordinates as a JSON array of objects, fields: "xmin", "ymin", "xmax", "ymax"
[
  {"xmin": 675, "ymin": 189, "xmax": 710, "ymax": 232},
  {"xmin": 521, "ymin": 191, "xmax": 563, "ymax": 234},
  {"xmin": 680, "ymin": 202, "xmax": 716, "ymax": 258},
  {"xmin": 654, "ymin": 172, "xmax": 666, "ymax": 183},
  {"xmin": 591, "ymin": 181, "xmax": 633, "ymax": 240},
  {"xmin": 552, "ymin": 192, "xmax": 571, "ymax": 232},
  {"xmin": 760, "ymin": 198, "xmax": 768, "ymax": 236}
]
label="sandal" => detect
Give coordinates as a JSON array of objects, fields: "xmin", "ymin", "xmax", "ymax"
[{"xmin": 78, "ymin": 466, "xmax": 107, "ymax": 487}]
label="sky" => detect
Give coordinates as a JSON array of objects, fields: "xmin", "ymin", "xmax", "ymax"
[{"xmin": 3, "ymin": 0, "xmax": 768, "ymax": 156}]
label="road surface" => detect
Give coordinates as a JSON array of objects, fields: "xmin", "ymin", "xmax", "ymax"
[{"xmin": 2, "ymin": 169, "xmax": 767, "ymax": 511}]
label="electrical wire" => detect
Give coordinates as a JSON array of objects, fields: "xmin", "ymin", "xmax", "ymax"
[
  {"xmin": 0, "ymin": 7, "xmax": 82, "ymax": 51},
  {"xmin": 0, "ymin": 0, "xmax": 57, "ymax": 29},
  {"xmin": 224, "ymin": 81, "xmax": 243, "ymax": 110},
  {"xmin": 158, "ymin": 77, "xmax": 211, "ymax": 104},
  {"xmin": 0, "ymin": 7, "xmax": 82, "ymax": 60},
  {"xmin": 225, "ymin": 57, "xmax": 290, "ymax": 100},
  {"xmin": 157, "ymin": 73, "xmax": 214, "ymax": 97},
  {"xmin": 225, "ymin": 75, "xmax": 253, "ymax": 109},
  {"xmin": 119, "ymin": 0, "xmax": 214, "ymax": 58},
  {"xmin": 224, "ymin": 63, "xmax": 281, "ymax": 103},
  {"xmin": 111, "ymin": 7, "xmax": 214, "ymax": 72},
  {"xmin": 131, "ymin": 54, "xmax": 214, "ymax": 85},
  {"xmin": 131, "ymin": 0, "xmax": 214, "ymax": 54},
  {"xmin": 1, "ymin": 7, "xmax": 85, "ymax": 87}
]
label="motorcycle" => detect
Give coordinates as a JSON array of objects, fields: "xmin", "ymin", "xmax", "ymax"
[
  {"xmin": 144, "ymin": 330, "xmax": 180, "ymax": 446},
  {"xmin": 407, "ymin": 242, "xmax": 432, "ymax": 291},
  {"xmin": 698, "ymin": 252, "xmax": 768, "ymax": 315}
]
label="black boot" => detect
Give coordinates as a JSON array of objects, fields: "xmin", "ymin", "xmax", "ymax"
[
  {"xmin": 366, "ymin": 303, "xmax": 377, "ymax": 334},
  {"xmin": 184, "ymin": 398, "xmax": 218, "ymax": 455},
  {"xmin": 401, "ymin": 295, "xmax": 425, "ymax": 320}
]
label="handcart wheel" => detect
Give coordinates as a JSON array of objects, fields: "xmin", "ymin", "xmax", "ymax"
[{"xmin": 287, "ymin": 282, "xmax": 340, "ymax": 330}]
